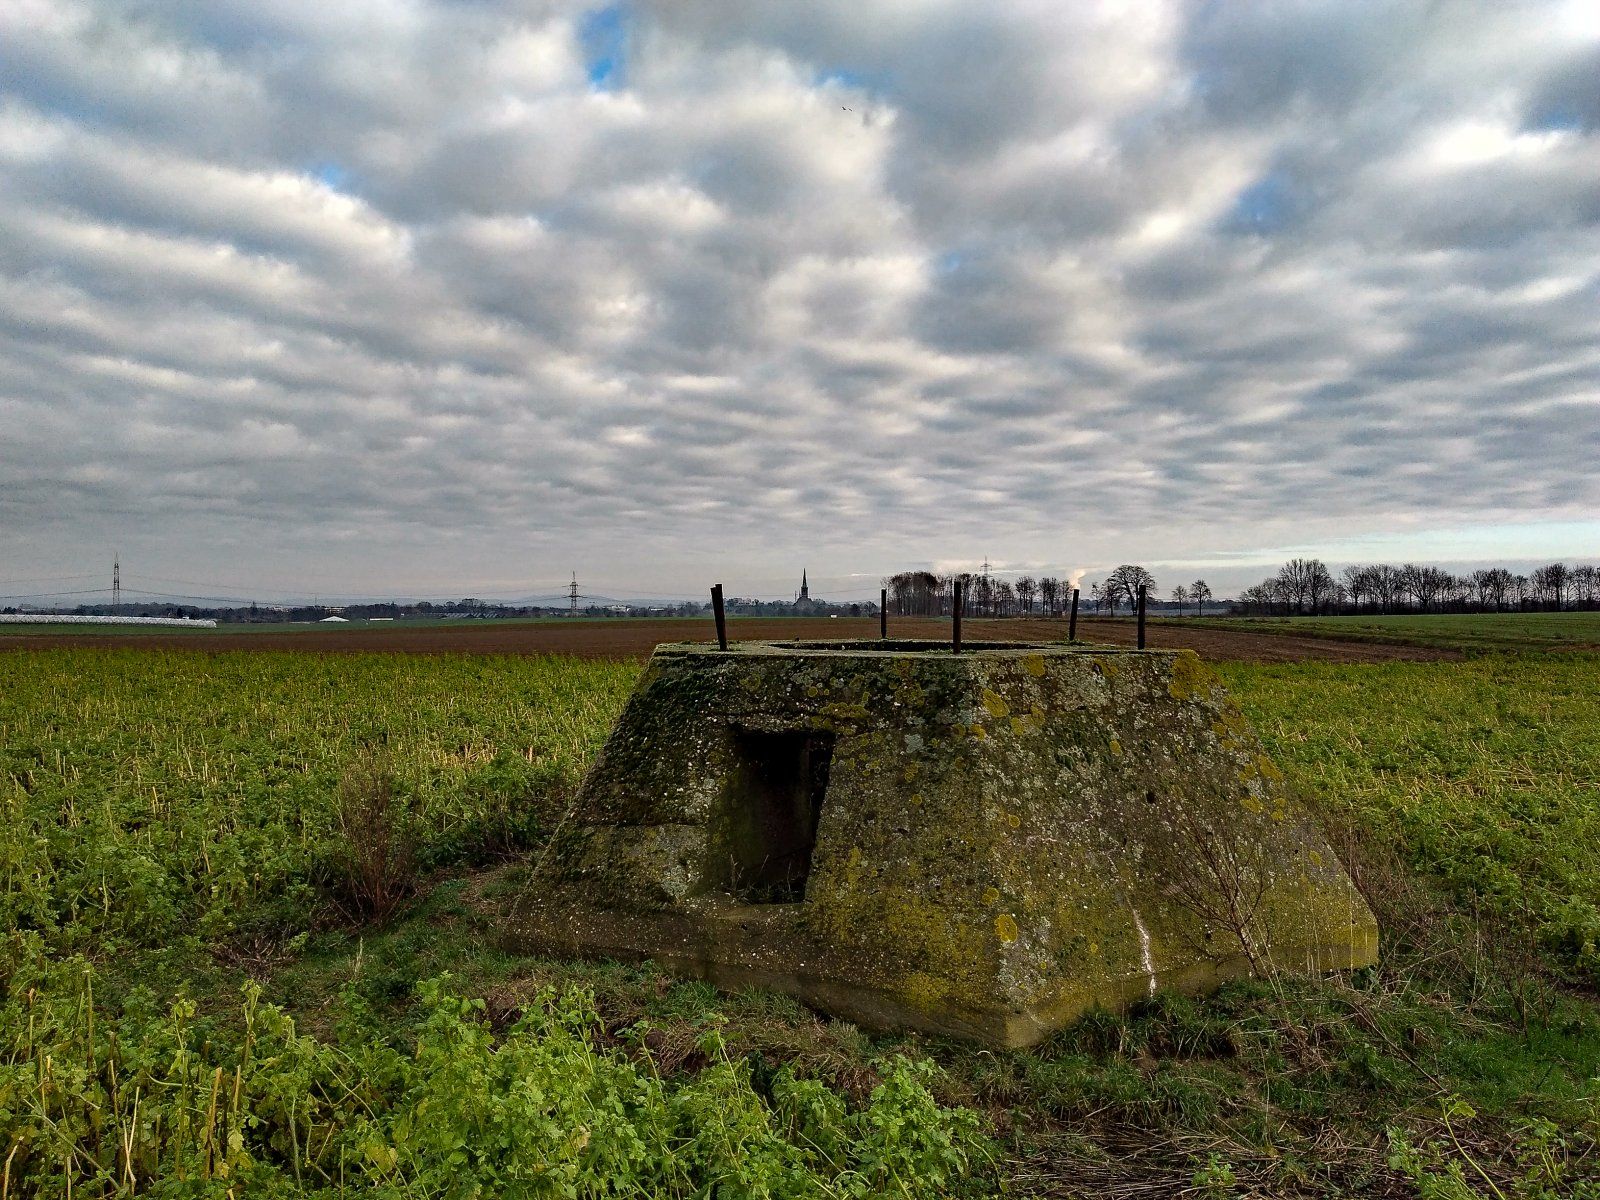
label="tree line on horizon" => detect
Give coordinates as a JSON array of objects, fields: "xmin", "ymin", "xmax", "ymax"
[
  {"xmin": 1235, "ymin": 558, "xmax": 1600, "ymax": 615},
  {"xmin": 883, "ymin": 567, "xmax": 1216, "ymax": 618}
]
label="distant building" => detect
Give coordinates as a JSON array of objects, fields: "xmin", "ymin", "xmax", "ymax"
[{"xmin": 794, "ymin": 570, "xmax": 819, "ymax": 615}]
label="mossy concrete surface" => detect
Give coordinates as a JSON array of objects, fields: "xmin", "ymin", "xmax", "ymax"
[{"xmin": 510, "ymin": 640, "xmax": 1377, "ymax": 1047}]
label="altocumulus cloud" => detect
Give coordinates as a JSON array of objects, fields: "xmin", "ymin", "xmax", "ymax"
[{"xmin": 1, "ymin": 0, "xmax": 1597, "ymax": 597}]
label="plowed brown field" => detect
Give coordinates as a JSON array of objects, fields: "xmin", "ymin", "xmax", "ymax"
[{"xmin": 0, "ymin": 615, "xmax": 1454, "ymax": 662}]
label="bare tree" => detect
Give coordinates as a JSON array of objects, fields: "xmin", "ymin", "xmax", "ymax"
[
  {"xmin": 1038, "ymin": 575, "xmax": 1060, "ymax": 616},
  {"xmin": 1308, "ymin": 561, "xmax": 1336, "ymax": 614},
  {"xmin": 1015, "ymin": 576, "xmax": 1037, "ymax": 615},
  {"xmin": 1239, "ymin": 581, "xmax": 1272, "ymax": 616},
  {"xmin": 1269, "ymin": 576, "xmax": 1294, "ymax": 615},
  {"xmin": 995, "ymin": 579, "xmax": 1016, "ymax": 616},
  {"xmin": 1106, "ymin": 564, "xmax": 1156, "ymax": 613},
  {"xmin": 1511, "ymin": 574, "xmax": 1531, "ymax": 610},
  {"xmin": 1214, "ymin": 557, "xmax": 1600, "ymax": 618},
  {"xmin": 954, "ymin": 571, "xmax": 975, "ymax": 616},
  {"xmin": 1572, "ymin": 565, "xmax": 1599, "ymax": 609},
  {"xmin": 1170, "ymin": 583, "xmax": 1189, "ymax": 614},
  {"xmin": 1532, "ymin": 562, "xmax": 1571, "ymax": 611},
  {"xmin": 1484, "ymin": 567, "xmax": 1514, "ymax": 611},
  {"xmin": 1341, "ymin": 564, "xmax": 1371, "ymax": 613},
  {"xmin": 1367, "ymin": 564, "xmax": 1403, "ymax": 614},
  {"xmin": 1399, "ymin": 563, "xmax": 1450, "ymax": 612},
  {"xmin": 1469, "ymin": 568, "xmax": 1497, "ymax": 610},
  {"xmin": 1191, "ymin": 579, "xmax": 1213, "ymax": 616},
  {"xmin": 1276, "ymin": 558, "xmax": 1335, "ymax": 614}
]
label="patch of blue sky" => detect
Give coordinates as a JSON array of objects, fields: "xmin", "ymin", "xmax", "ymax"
[
  {"xmin": 815, "ymin": 67, "xmax": 864, "ymax": 88},
  {"xmin": 13, "ymin": 85, "xmax": 112, "ymax": 132},
  {"xmin": 580, "ymin": 4, "xmax": 628, "ymax": 91},
  {"xmin": 310, "ymin": 162, "xmax": 353, "ymax": 192},
  {"xmin": 813, "ymin": 66, "xmax": 892, "ymax": 95},
  {"xmin": 1526, "ymin": 105, "xmax": 1586, "ymax": 132},
  {"xmin": 1219, "ymin": 169, "xmax": 1302, "ymax": 235}
]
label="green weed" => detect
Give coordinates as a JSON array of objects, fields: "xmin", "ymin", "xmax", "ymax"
[
  {"xmin": 6, "ymin": 646, "xmax": 1600, "ymax": 1196},
  {"xmin": 1218, "ymin": 654, "xmax": 1600, "ymax": 980}
]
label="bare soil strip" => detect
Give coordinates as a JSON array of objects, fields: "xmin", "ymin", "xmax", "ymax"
[{"xmin": 0, "ymin": 615, "xmax": 1456, "ymax": 662}]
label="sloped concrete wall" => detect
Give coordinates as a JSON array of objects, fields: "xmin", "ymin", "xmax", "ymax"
[{"xmin": 512, "ymin": 641, "xmax": 1377, "ymax": 1046}]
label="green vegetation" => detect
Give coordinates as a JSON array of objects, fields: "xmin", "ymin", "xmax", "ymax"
[
  {"xmin": 0, "ymin": 650, "xmax": 988, "ymax": 1197},
  {"xmin": 1219, "ymin": 655, "xmax": 1600, "ymax": 980},
  {"xmin": 1185, "ymin": 610, "xmax": 1600, "ymax": 653},
  {"xmin": 4, "ymin": 647, "xmax": 1600, "ymax": 1195}
]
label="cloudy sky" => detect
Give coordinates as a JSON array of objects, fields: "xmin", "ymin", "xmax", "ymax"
[{"xmin": 2, "ymin": 0, "xmax": 1597, "ymax": 603}]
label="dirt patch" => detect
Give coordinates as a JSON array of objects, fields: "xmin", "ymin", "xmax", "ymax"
[
  {"xmin": 1005, "ymin": 617, "xmax": 1459, "ymax": 663},
  {"xmin": 0, "ymin": 615, "xmax": 1455, "ymax": 662}
]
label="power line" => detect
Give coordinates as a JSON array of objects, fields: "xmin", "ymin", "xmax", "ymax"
[
  {"xmin": 131, "ymin": 571, "xmax": 325, "ymax": 597},
  {"xmin": 0, "ymin": 574, "xmax": 102, "ymax": 589},
  {"xmin": 121, "ymin": 587, "xmax": 263, "ymax": 604},
  {"xmin": 0, "ymin": 588, "xmax": 113, "ymax": 601}
]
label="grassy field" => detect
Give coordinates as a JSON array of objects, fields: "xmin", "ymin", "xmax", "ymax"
[
  {"xmin": 4, "ymin": 646, "xmax": 1600, "ymax": 1196},
  {"xmin": 1183, "ymin": 610, "xmax": 1600, "ymax": 653}
]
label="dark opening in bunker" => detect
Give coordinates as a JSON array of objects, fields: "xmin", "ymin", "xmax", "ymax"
[{"xmin": 715, "ymin": 728, "xmax": 833, "ymax": 903}]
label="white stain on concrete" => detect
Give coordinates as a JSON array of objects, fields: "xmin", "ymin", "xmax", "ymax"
[{"xmin": 1131, "ymin": 907, "xmax": 1157, "ymax": 996}]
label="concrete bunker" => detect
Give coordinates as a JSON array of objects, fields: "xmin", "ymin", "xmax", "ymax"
[{"xmin": 512, "ymin": 640, "xmax": 1378, "ymax": 1047}]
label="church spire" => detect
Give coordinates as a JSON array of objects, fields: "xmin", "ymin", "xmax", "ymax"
[{"xmin": 799, "ymin": 569, "xmax": 810, "ymax": 601}]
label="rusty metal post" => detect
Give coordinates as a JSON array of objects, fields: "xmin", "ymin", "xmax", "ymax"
[
  {"xmin": 711, "ymin": 584, "xmax": 727, "ymax": 650},
  {"xmin": 952, "ymin": 579, "xmax": 963, "ymax": 653},
  {"xmin": 880, "ymin": 588, "xmax": 887, "ymax": 639},
  {"xmin": 1068, "ymin": 587, "xmax": 1079, "ymax": 642},
  {"xmin": 1136, "ymin": 584, "xmax": 1147, "ymax": 650}
]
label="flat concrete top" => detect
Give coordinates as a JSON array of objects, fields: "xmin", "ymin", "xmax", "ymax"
[{"xmin": 652, "ymin": 638, "xmax": 1176, "ymax": 659}]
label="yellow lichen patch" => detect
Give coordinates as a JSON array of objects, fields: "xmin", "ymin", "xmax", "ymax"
[
  {"xmin": 899, "ymin": 971, "xmax": 950, "ymax": 1013},
  {"xmin": 995, "ymin": 913, "xmax": 1019, "ymax": 944},
  {"xmin": 1210, "ymin": 719, "xmax": 1243, "ymax": 748},
  {"xmin": 970, "ymin": 724, "xmax": 988, "ymax": 739},
  {"xmin": 1255, "ymin": 754, "xmax": 1284, "ymax": 782},
  {"xmin": 1109, "ymin": 737, "xmax": 1123, "ymax": 756},
  {"xmin": 1006, "ymin": 812, "xmax": 1021, "ymax": 829},
  {"xmin": 981, "ymin": 689, "xmax": 1010, "ymax": 718},
  {"xmin": 1308, "ymin": 850, "xmax": 1323, "ymax": 867},
  {"xmin": 910, "ymin": 791, "xmax": 924, "ymax": 806},
  {"xmin": 1024, "ymin": 655, "xmax": 1047, "ymax": 677},
  {"xmin": 1241, "ymin": 794, "xmax": 1265, "ymax": 814},
  {"xmin": 1010, "ymin": 716, "xmax": 1033, "ymax": 735},
  {"xmin": 982, "ymin": 886, "xmax": 1000, "ymax": 906},
  {"xmin": 822, "ymin": 701, "xmax": 870, "ymax": 721},
  {"xmin": 1167, "ymin": 650, "xmax": 1216, "ymax": 701},
  {"xmin": 850, "ymin": 887, "xmax": 992, "ymax": 987}
]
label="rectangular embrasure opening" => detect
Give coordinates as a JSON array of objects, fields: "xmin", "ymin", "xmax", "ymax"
[{"xmin": 714, "ymin": 728, "xmax": 833, "ymax": 903}]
